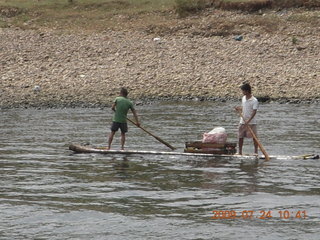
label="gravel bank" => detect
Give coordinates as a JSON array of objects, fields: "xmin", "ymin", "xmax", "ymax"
[{"xmin": 1, "ymin": 10, "xmax": 319, "ymax": 108}]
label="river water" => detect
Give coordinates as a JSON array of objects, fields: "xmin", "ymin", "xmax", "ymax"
[{"xmin": 1, "ymin": 101, "xmax": 319, "ymax": 240}]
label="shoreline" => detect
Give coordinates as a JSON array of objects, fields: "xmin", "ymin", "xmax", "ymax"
[{"xmin": 1, "ymin": 96, "xmax": 319, "ymax": 110}]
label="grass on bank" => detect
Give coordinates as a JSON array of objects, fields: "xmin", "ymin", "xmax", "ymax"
[
  {"xmin": 176, "ymin": 0, "xmax": 320, "ymax": 16},
  {"xmin": 0, "ymin": 0, "xmax": 178, "ymax": 31},
  {"xmin": 0, "ymin": 0, "xmax": 319, "ymax": 32}
]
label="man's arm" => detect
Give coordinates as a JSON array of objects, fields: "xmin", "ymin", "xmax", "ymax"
[
  {"xmin": 111, "ymin": 103, "xmax": 116, "ymax": 112},
  {"xmin": 245, "ymin": 109, "xmax": 257, "ymax": 125}
]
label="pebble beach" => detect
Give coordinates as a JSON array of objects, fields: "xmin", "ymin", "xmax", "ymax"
[{"xmin": 1, "ymin": 9, "xmax": 319, "ymax": 108}]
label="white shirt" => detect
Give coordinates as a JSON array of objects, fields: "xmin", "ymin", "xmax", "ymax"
[{"xmin": 240, "ymin": 96, "xmax": 259, "ymax": 125}]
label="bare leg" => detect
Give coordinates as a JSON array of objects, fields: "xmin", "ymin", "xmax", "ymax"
[
  {"xmin": 120, "ymin": 132, "xmax": 126, "ymax": 150},
  {"xmin": 238, "ymin": 138, "xmax": 244, "ymax": 155},
  {"xmin": 107, "ymin": 131, "xmax": 116, "ymax": 150},
  {"xmin": 253, "ymin": 138, "xmax": 258, "ymax": 154}
]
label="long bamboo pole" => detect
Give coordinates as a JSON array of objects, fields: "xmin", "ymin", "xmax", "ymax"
[{"xmin": 127, "ymin": 118, "xmax": 176, "ymax": 150}]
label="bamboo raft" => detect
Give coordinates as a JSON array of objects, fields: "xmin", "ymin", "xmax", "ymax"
[
  {"xmin": 69, "ymin": 144, "xmax": 318, "ymax": 160},
  {"xmin": 69, "ymin": 143, "xmax": 258, "ymax": 159}
]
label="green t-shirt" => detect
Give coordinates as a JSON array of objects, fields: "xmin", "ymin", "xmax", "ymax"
[{"xmin": 112, "ymin": 96, "xmax": 134, "ymax": 123}]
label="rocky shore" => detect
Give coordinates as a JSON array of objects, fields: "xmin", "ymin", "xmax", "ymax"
[{"xmin": 1, "ymin": 10, "xmax": 319, "ymax": 108}]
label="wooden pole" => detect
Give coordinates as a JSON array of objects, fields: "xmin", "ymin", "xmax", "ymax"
[
  {"xmin": 126, "ymin": 118, "xmax": 176, "ymax": 150},
  {"xmin": 237, "ymin": 111, "xmax": 270, "ymax": 161}
]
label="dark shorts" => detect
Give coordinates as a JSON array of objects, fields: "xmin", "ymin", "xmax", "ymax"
[{"xmin": 111, "ymin": 122, "xmax": 128, "ymax": 133}]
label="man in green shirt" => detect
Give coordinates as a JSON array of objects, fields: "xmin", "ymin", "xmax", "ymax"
[{"xmin": 107, "ymin": 88, "xmax": 140, "ymax": 150}]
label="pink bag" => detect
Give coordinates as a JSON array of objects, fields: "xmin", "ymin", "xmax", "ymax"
[{"xmin": 202, "ymin": 127, "xmax": 227, "ymax": 144}]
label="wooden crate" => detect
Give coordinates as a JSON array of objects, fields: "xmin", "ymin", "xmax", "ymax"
[{"xmin": 184, "ymin": 141, "xmax": 237, "ymax": 155}]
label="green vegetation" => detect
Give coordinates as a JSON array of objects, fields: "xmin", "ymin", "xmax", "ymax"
[
  {"xmin": 175, "ymin": 0, "xmax": 208, "ymax": 17},
  {"xmin": 292, "ymin": 36, "xmax": 298, "ymax": 44},
  {"xmin": 0, "ymin": 18, "xmax": 8, "ymax": 27},
  {"xmin": 0, "ymin": 0, "xmax": 319, "ymax": 32},
  {"xmin": 0, "ymin": 0, "xmax": 178, "ymax": 31}
]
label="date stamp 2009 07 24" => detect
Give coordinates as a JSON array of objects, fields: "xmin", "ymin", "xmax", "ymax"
[{"xmin": 211, "ymin": 210, "xmax": 307, "ymax": 220}]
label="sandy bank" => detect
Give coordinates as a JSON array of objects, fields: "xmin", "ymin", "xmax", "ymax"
[{"xmin": 1, "ymin": 10, "xmax": 319, "ymax": 108}]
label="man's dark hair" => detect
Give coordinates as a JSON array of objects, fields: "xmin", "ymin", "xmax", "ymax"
[
  {"xmin": 240, "ymin": 83, "xmax": 252, "ymax": 94},
  {"xmin": 120, "ymin": 87, "xmax": 128, "ymax": 97}
]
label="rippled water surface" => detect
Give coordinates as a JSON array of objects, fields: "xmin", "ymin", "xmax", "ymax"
[{"xmin": 1, "ymin": 101, "xmax": 319, "ymax": 240}]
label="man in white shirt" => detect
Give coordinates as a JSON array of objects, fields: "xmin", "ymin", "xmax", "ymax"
[{"xmin": 235, "ymin": 83, "xmax": 259, "ymax": 155}]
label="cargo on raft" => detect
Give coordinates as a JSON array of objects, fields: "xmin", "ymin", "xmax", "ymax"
[{"xmin": 184, "ymin": 141, "xmax": 237, "ymax": 155}]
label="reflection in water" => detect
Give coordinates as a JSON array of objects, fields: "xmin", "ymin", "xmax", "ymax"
[
  {"xmin": 239, "ymin": 159, "xmax": 260, "ymax": 194},
  {"xmin": 0, "ymin": 102, "xmax": 319, "ymax": 239},
  {"xmin": 188, "ymin": 158, "xmax": 262, "ymax": 194},
  {"xmin": 113, "ymin": 156, "xmax": 130, "ymax": 178}
]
